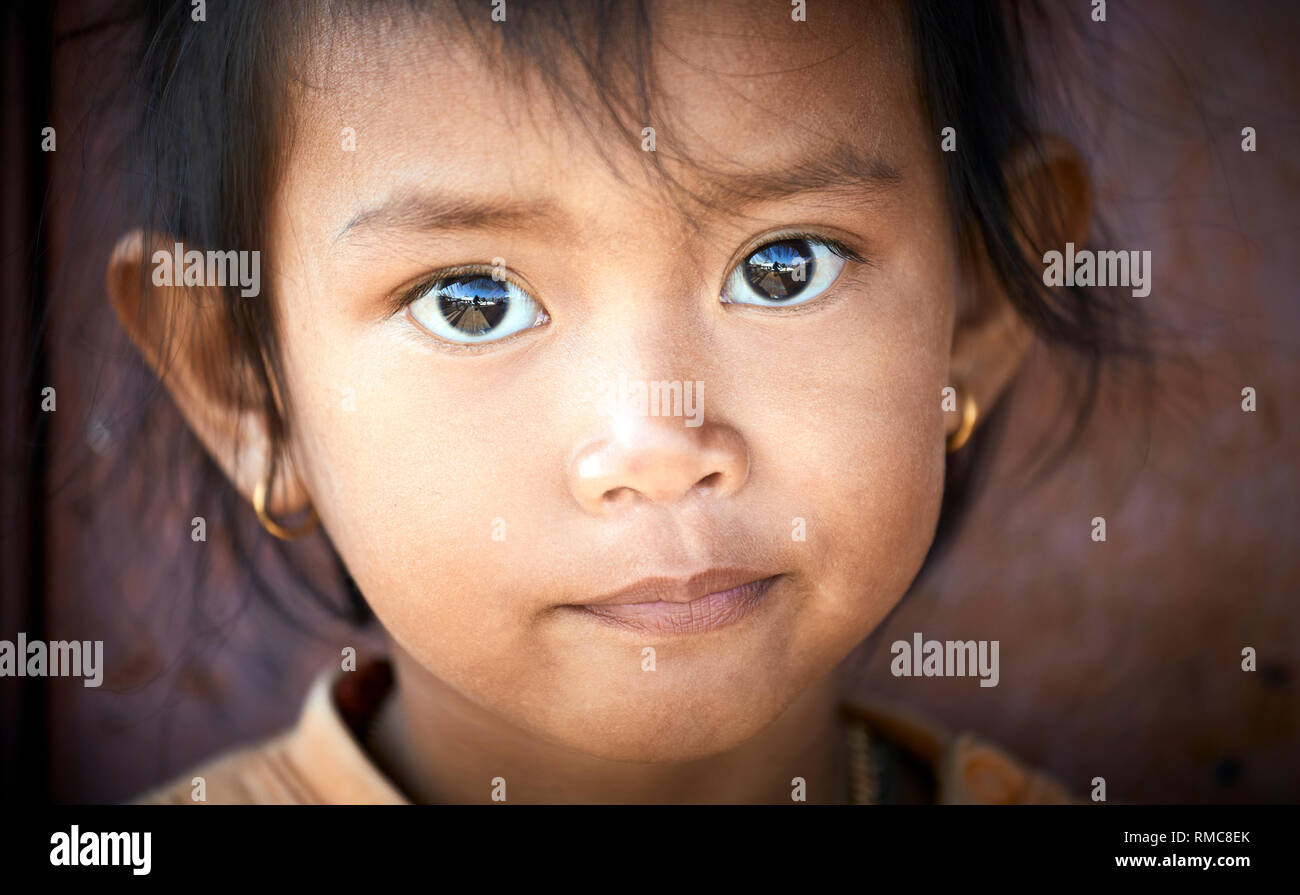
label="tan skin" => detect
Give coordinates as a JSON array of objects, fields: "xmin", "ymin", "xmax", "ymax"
[{"xmin": 107, "ymin": 0, "xmax": 1091, "ymax": 803}]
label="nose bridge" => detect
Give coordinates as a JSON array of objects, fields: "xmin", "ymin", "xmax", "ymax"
[{"xmin": 561, "ymin": 201, "xmax": 749, "ymax": 515}]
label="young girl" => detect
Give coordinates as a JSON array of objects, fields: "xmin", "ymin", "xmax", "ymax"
[{"xmin": 100, "ymin": 0, "xmax": 1140, "ymax": 804}]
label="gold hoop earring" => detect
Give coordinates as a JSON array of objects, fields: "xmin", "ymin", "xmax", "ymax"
[
  {"xmin": 252, "ymin": 470, "xmax": 319, "ymax": 540},
  {"xmin": 945, "ymin": 385, "xmax": 978, "ymax": 453}
]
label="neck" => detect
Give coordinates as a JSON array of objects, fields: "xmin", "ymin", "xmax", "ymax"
[{"xmin": 364, "ymin": 639, "xmax": 850, "ymax": 805}]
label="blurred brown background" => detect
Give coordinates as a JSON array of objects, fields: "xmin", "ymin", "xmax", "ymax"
[{"xmin": 2, "ymin": 1, "xmax": 1297, "ymax": 803}]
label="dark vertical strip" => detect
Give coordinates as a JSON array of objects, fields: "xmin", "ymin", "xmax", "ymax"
[{"xmin": 0, "ymin": 1, "xmax": 53, "ymax": 803}]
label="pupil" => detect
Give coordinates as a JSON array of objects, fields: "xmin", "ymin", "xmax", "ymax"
[
  {"xmin": 437, "ymin": 276, "xmax": 510, "ymax": 334},
  {"xmin": 743, "ymin": 239, "xmax": 814, "ymax": 301}
]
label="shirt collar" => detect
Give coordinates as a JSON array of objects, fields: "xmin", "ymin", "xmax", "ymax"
[{"xmin": 282, "ymin": 657, "xmax": 410, "ymax": 804}]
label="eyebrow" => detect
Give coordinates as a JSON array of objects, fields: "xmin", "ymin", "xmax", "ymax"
[
  {"xmin": 337, "ymin": 191, "xmax": 565, "ymax": 242},
  {"xmin": 335, "ymin": 142, "xmax": 903, "ymax": 242},
  {"xmin": 695, "ymin": 141, "xmax": 904, "ymax": 208}
]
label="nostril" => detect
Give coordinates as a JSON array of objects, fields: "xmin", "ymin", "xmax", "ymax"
[
  {"xmin": 694, "ymin": 472, "xmax": 723, "ymax": 493},
  {"xmin": 601, "ymin": 486, "xmax": 640, "ymax": 508}
]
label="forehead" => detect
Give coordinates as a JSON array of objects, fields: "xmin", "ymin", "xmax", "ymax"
[{"xmin": 276, "ymin": 0, "xmax": 926, "ymax": 244}]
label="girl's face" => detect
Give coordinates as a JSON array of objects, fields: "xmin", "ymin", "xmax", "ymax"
[{"xmin": 270, "ymin": 0, "xmax": 959, "ymax": 761}]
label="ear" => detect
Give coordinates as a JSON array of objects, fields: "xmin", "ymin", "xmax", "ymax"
[
  {"xmin": 945, "ymin": 133, "xmax": 1094, "ymax": 440},
  {"xmin": 105, "ymin": 230, "xmax": 312, "ymax": 515}
]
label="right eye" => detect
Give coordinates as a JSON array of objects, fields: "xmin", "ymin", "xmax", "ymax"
[
  {"xmin": 406, "ymin": 273, "xmax": 548, "ymax": 345},
  {"xmin": 721, "ymin": 235, "xmax": 854, "ymax": 308}
]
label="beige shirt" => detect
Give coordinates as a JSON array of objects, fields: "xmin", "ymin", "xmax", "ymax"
[{"xmin": 134, "ymin": 658, "xmax": 1078, "ymax": 805}]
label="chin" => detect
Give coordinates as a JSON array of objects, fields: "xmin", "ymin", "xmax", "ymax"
[{"xmin": 541, "ymin": 679, "xmax": 798, "ymax": 763}]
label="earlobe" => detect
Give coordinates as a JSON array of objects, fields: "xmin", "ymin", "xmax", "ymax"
[
  {"xmin": 104, "ymin": 229, "xmax": 312, "ymax": 516},
  {"xmin": 944, "ymin": 298, "xmax": 1033, "ymax": 443}
]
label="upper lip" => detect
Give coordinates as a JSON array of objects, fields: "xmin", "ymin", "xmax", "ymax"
[{"xmin": 575, "ymin": 567, "xmax": 778, "ymax": 607}]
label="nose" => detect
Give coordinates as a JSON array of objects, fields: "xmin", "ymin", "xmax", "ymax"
[{"xmin": 568, "ymin": 415, "xmax": 749, "ymax": 515}]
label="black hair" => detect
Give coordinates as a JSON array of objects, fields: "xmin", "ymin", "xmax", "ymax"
[{"xmin": 49, "ymin": 0, "xmax": 1151, "ymax": 646}]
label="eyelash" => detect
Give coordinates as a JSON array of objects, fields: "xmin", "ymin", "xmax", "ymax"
[
  {"xmin": 392, "ymin": 229, "xmax": 870, "ymax": 351},
  {"xmin": 741, "ymin": 230, "xmax": 870, "ymax": 268},
  {"xmin": 392, "ymin": 264, "xmax": 525, "ymax": 314}
]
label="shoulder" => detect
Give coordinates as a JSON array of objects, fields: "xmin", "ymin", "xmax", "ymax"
[
  {"xmin": 129, "ymin": 660, "xmax": 408, "ymax": 805},
  {"xmin": 131, "ymin": 731, "xmax": 316, "ymax": 805},
  {"xmin": 841, "ymin": 695, "xmax": 1085, "ymax": 804}
]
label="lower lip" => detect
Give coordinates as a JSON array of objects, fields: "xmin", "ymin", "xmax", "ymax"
[{"xmin": 570, "ymin": 576, "xmax": 781, "ymax": 636}]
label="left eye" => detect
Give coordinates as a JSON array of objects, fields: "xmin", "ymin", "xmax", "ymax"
[
  {"xmin": 721, "ymin": 236, "xmax": 849, "ymax": 307},
  {"xmin": 405, "ymin": 273, "xmax": 547, "ymax": 344}
]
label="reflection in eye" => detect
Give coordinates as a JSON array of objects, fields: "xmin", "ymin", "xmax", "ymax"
[
  {"xmin": 407, "ymin": 274, "xmax": 547, "ymax": 344},
  {"xmin": 721, "ymin": 235, "xmax": 854, "ymax": 307}
]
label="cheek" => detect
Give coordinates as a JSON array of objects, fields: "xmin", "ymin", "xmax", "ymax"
[
  {"xmin": 724, "ymin": 268, "xmax": 953, "ymax": 653},
  {"xmin": 286, "ymin": 334, "xmax": 535, "ymax": 656}
]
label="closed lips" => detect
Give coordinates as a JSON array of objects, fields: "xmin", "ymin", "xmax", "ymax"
[
  {"xmin": 566, "ymin": 569, "xmax": 783, "ymax": 636},
  {"xmin": 576, "ymin": 567, "xmax": 779, "ymax": 606}
]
